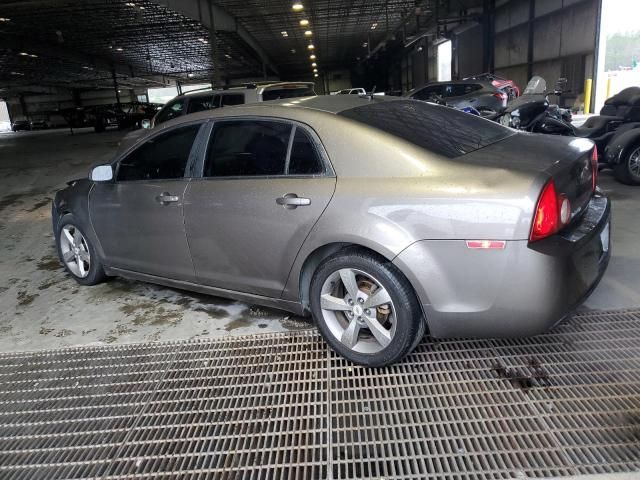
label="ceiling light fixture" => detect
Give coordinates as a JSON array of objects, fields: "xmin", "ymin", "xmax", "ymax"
[
  {"xmin": 307, "ymin": 44, "xmax": 314, "ymax": 50},
  {"xmin": 313, "ymin": 68, "xmax": 317, "ymax": 73},
  {"xmin": 224, "ymin": 54, "xmax": 231, "ymax": 59},
  {"xmin": 116, "ymin": 47, "xmax": 123, "ymax": 51},
  {"xmin": 362, "ymin": 42, "xmax": 368, "ymax": 47},
  {"xmin": 291, "ymin": 48, "xmax": 296, "ymax": 53},
  {"xmin": 125, "ymin": 2, "xmax": 135, "ymax": 6},
  {"xmin": 304, "ymin": 30, "xmax": 312, "ymax": 37},
  {"xmin": 311, "ymin": 62, "xmax": 317, "ymax": 67},
  {"xmin": 187, "ymin": 73, "xmax": 194, "ymax": 78},
  {"xmin": 371, "ymin": 22, "xmax": 378, "ymax": 30},
  {"xmin": 10, "ymin": 71, "xmax": 24, "ymax": 76},
  {"xmin": 292, "ymin": 2, "xmax": 303, "ymax": 11},
  {"xmin": 314, "ymin": 73, "xmax": 318, "ymax": 77},
  {"xmin": 29, "ymin": 54, "xmax": 38, "ymax": 58},
  {"xmin": 19, "ymin": 52, "xmax": 29, "ymax": 56},
  {"xmin": 309, "ymin": 54, "xmax": 316, "ymax": 60},
  {"xmin": 281, "ymin": 31, "xmax": 288, "ymax": 37},
  {"xmin": 299, "ymin": 19, "xmax": 309, "ymax": 26},
  {"xmin": 0, "ymin": 17, "xmax": 10, "ymax": 22}
]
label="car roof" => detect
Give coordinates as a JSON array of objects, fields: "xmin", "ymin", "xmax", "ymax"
[
  {"xmin": 237, "ymin": 94, "xmax": 398, "ymax": 114},
  {"xmin": 181, "ymin": 82, "xmax": 315, "ymax": 98}
]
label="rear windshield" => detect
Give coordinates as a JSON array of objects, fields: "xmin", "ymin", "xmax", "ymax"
[
  {"xmin": 262, "ymin": 86, "xmax": 315, "ymax": 101},
  {"xmin": 339, "ymin": 100, "xmax": 513, "ymax": 158}
]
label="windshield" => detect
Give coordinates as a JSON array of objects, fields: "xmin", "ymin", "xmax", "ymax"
[{"xmin": 523, "ymin": 76, "xmax": 547, "ymax": 95}]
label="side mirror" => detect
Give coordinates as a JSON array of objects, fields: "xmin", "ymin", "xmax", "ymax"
[
  {"xmin": 90, "ymin": 164, "xmax": 113, "ymax": 182},
  {"xmin": 141, "ymin": 119, "xmax": 151, "ymax": 129}
]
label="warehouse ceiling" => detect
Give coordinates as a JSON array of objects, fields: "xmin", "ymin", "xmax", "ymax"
[{"xmin": 0, "ymin": 0, "xmax": 484, "ymax": 95}]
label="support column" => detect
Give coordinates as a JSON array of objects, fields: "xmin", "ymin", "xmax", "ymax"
[
  {"xmin": 527, "ymin": 0, "xmax": 535, "ymax": 80},
  {"xmin": 111, "ymin": 68, "xmax": 121, "ymax": 107},
  {"xmin": 208, "ymin": 1, "xmax": 220, "ymax": 87},
  {"xmin": 482, "ymin": 0, "xmax": 496, "ymax": 73}
]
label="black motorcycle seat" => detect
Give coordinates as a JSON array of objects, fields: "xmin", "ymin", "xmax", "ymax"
[{"xmin": 573, "ymin": 115, "xmax": 623, "ymax": 138}]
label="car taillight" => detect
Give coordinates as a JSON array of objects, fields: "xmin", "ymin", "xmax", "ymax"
[
  {"xmin": 493, "ymin": 92, "xmax": 507, "ymax": 102},
  {"xmin": 530, "ymin": 180, "xmax": 572, "ymax": 242},
  {"xmin": 591, "ymin": 147, "xmax": 598, "ymax": 192}
]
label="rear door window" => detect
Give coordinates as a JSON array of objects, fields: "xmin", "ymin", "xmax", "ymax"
[
  {"xmin": 204, "ymin": 120, "xmax": 292, "ymax": 177},
  {"xmin": 288, "ymin": 128, "xmax": 324, "ymax": 175},
  {"xmin": 339, "ymin": 100, "xmax": 513, "ymax": 158}
]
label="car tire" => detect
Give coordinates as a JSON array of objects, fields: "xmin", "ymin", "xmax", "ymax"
[
  {"xmin": 309, "ymin": 248, "xmax": 426, "ymax": 367},
  {"xmin": 55, "ymin": 214, "xmax": 107, "ymax": 286},
  {"xmin": 614, "ymin": 144, "xmax": 640, "ymax": 185}
]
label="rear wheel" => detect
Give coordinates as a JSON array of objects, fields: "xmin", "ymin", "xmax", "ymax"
[
  {"xmin": 614, "ymin": 144, "xmax": 640, "ymax": 185},
  {"xmin": 310, "ymin": 249, "xmax": 425, "ymax": 367},
  {"xmin": 56, "ymin": 215, "xmax": 106, "ymax": 285}
]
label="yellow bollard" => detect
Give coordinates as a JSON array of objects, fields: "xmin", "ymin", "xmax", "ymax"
[
  {"xmin": 606, "ymin": 76, "xmax": 612, "ymax": 100},
  {"xmin": 584, "ymin": 78, "xmax": 593, "ymax": 114}
]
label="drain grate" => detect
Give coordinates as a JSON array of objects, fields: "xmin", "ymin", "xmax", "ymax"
[{"xmin": 0, "ymin": 309, "xmax": 639, "ymax": 479}]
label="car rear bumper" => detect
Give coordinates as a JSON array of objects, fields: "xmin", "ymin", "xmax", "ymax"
[{"xmin": 393, "ymin": 193, "xmax": 611, "ymax": 338}]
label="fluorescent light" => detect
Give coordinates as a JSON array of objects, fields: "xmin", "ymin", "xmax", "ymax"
[
  {"xmin": 281, "ymin": 31, "xmax": 288, "ymax": 37},
  {"xmin": 299, "ymin": 19, "xmax": 309, "ymax": 26},
  {"xmin": 309, "ymin": 54, "xmax": 316, "ymax": 60},
  {"xmin": 313, "ymin": 68, "xmax": 317, "ymax": 73},
  {"xmin": 19, "ymin": 52, "xmax": 29, "ymax": 56},
  {"xmin": 307, "ymin": 44, "xmax": 314, "ymax": 50},
  {"xmin": 304, "ymin": 30, "xmax": 312, "ymax": 36},
  {"xmin": 362, "ymin": 42, "xmax": 368, "ymax": 47},
  {"xmin": 29, "ymin": 54, "xmax": 38, "ymax": 58},
  {"xmin": 291, "ymin": 48, "xmax": 296, "ymax": 53},
  {"xmin": 0, "ymin": 17, "xmax": 10, "ymax": 22},
  {"xmin": 224, "ymin": 54, "xmax": 231, "ymax": 59},
  {"xmin": 116, "ymin": 47, "xmax": 123, "ymax": 51},
  {"xmin": 187, "ymin": 73, "xmax": 194, "ymax": 78},
  {"xmin": 314, "ymin": 73, "xmax": 318, "ymax": 77},
  {"xmin": 125, "ymin": 2, "xmax": 135, "ymax": 6},
  {"xmin": 10, "ymin": 72, "xmax": 24, "ymax": 76},
  {"xmin": 371, "ymin": 23, "xmax": 378, "ymax": 30},
  {"xmin": 292, "ymin": 2, "xmax": 303, "ymax": 11},
  {"xmin": 311, "ymin": 62, "xmax": 317, "ymax": 67}
]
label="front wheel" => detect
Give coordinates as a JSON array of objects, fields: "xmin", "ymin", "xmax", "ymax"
[
  {"xmin": 56, "ymin": 215, "xmax": 107, "ymax": 285},
  {"xmin": 310, "ymin": 249, "xmax": 425, "ymax": 367},
  {"xmin": 614, "ymin": 144, "xmax": 640, "ymax": 185}
]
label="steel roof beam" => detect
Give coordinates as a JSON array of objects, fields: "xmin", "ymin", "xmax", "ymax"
[{"xmin": 155, "ymin": 0, "xmax": 279, "ymax": 76}]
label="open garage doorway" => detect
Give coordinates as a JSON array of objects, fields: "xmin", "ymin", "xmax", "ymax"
[
  {"xmin": 595, "ymin": 0, "xmax": 640, "ymax": 111},
  {"xmin": 437, "ymin": 40, "xmax": 452, "ymax": 81},
  {"xmin": 0, "ymin": 100, "xmax": 9, "ymax": 132}
]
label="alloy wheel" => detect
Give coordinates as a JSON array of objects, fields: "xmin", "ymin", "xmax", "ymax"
[
  {"xmin": 319, "ymin": 268, "xmax": 396, "ymax": 354},
  {"xmin": 59, "ymin": 225, "xmax": 91, "ymax": 278},
  {"xmin": 629, "ymin": 146, "xmax": 640, "ymax": 180}
]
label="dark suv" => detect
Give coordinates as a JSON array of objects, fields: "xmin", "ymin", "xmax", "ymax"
[{"xmin": 406, "ymin": 80, "xmax": 508, "ymax": 115}]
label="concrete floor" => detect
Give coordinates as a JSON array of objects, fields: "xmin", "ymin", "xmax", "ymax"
[{"xmin": 0, "ymin": 127, "xmax": 638, "ymax": 352}]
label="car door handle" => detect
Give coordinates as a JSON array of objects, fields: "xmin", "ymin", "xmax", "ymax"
[
  {"xmin": 276, "ymin": 193, "xmax": 311, "ymax": 209},
  {"xmin": 156, "ymin": 192, "xmax": 180, "ymax": 205}
]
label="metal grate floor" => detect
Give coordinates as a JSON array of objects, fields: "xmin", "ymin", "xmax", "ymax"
[{"xmin": 0, "ymin": 309, "xmax": 639, "ymax": 480}]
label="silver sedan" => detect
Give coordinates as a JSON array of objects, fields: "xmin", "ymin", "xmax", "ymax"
[{"xmin": 52, "ymin": 95, "xmax": 611, "ymax": 366}]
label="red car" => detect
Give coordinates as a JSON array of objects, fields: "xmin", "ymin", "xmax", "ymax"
[{"xmin": 465, "ymin": 73, "xmax": 520, "ymax": 100}]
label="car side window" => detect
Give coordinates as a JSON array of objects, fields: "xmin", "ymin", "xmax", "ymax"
[
  {"xmin": 187, "ymin": 95, "xmax": 216, "ymax": 114},
  {"xmin": 288, "ymin": 128, "xmax": 323, "ymax": 175},
  {"xmin": 412, "ymin": 85, "xmax": 442, "ymax": 101},
  {"xmin": 117, "ymin": 124, "xmax": 200, "ymax": 182},
  {"xmin": 155, "ymin": 99, "xmax": 185, "ymax": 125},
  {"xmin": 204, "ymin": 120, "xmax": 292, "ymax": 177},
  {"xmin": 221, "ymin": 94, "xmax": 244, "ymax": 106}
]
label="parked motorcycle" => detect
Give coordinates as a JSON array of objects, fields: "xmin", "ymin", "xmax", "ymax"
[
  {"xmin": 495, "ymin": 76, "xmax": 573, "ymax": 135},
  {"xmin": 497, "ymin": 76, "xmax": 640, "ymax": 185}
]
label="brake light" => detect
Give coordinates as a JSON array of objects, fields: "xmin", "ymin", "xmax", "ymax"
[
  {"xmin": 591, "ymin": 147, "xmax": 598, "ymax": 192},
  {"xmin": 530, "ymin": 180, "xmax": 572, "ymax": 242},
  {"xmin": 493, "ymin": 92, "xmax": 507, "ymax": 102}
]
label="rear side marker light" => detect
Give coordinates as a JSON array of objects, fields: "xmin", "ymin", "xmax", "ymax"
[{"xmin": 466, "ymin": 240, "xmax": 506, "ymax": 249}]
